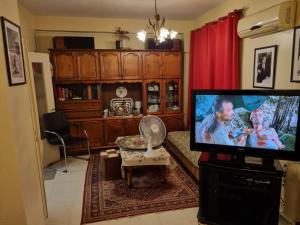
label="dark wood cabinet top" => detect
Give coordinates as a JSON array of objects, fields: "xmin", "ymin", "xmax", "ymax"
[{"xmin": 49, "ymin": 49, "xmax": 183, "ymax": 53}]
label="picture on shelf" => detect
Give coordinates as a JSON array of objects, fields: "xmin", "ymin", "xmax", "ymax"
[
  {"xmin": 291, "ymin": 26, "xmax": 300, "ymax": 82},
  {"xmin": 253, "ymin": 45, "xmax": 277, "ymax": 89}
]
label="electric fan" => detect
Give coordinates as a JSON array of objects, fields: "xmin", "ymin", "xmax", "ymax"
[{"xmin": 139, "ymin": 115, "xmax": 166, "ymax": 157}]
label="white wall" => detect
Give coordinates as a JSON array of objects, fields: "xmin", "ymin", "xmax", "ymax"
[
  {"xmin": 0, "ymin": 1, "xmax": 45, "ymax": 225},
  {"xmin": 18, "ymin": 4, "xmax": 36, "ymax": 51}
]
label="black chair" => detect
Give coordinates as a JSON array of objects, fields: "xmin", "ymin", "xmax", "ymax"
[{"xmin": 43, "ymin": 111, "xmax": 90, "ymax": 172}]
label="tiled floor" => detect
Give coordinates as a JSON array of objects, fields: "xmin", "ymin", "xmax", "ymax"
[{"xmin": 44, "ymin": 157, "xmax": 199, "ymax": 225}]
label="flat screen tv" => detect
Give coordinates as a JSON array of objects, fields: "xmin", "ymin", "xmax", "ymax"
[{"xmin": 190, "ymin": 90, "xmax": 300, "ymax": 162}]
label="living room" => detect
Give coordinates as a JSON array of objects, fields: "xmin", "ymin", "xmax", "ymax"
[{"xmin": 0, "ymin": 0, "xmax": 300, "ymax": 225}]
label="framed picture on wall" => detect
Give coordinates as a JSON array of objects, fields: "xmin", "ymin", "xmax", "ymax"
[
  {"xmin": 1, "ymin": 16, "xmax": 26, "ymax": 86},
  {"xmin": 253, "ymin": 45, "xmax": 277, "ymax": 89},
  {"xmin": 291, "ymin": 26, "xmax": 300, "ymax": 82}
]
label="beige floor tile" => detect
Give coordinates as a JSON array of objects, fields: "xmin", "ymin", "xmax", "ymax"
[
  {"xmin": 157, "ymin": 208, "xmax": 199, "ymax": 225},
  {"xmin": 85, "ymin": 217, "xmax": 132, "ymax": 225},
  {"xmin": 130, "ymin": 213, "xmax": 161, "ymax": 225}
]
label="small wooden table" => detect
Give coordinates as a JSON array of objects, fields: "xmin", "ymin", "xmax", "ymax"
[{"xmin": 118, "ymin": 143, "xmax": 171, "ymax": 187}]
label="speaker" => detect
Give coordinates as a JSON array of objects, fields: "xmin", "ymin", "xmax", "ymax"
[{"xmin": 53, "ymin": 36, "xmax": 95, "ymax": 49}]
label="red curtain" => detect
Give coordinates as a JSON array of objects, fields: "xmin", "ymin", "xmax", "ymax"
[
  {"xmin": 188, "ymin": 10, "xmax": 241, "ymax": 127},
  {"xmin": 188, "ymin": 10, "xmax": 242, "ymax": 161}
]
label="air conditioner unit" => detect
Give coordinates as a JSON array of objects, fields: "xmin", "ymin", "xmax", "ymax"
[{"xmin": 237, "ymin": 1, "xmax": 296, "ymax": 38}]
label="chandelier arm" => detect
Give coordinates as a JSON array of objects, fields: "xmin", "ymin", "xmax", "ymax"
[
  {"xmin": 149, "ymin": 18, "xmax": 154, "ymax": 27},
  {"xmin": 155, "ymin": 0, "xmax": 157, "ymax": 15},
  {"xmin": 161, "ymin": 18, "xmax": 165, "ymax": 29}
]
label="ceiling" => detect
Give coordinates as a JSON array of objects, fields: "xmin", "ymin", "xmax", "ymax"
[{"xmin": 18, "ymin": 0, "xmax": 225, "ymax": 20}]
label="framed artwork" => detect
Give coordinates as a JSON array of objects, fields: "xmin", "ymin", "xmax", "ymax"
[
  {"xmin": 1, "ymin": 16, "xmax": 26, "ymax": 86},
  {"xmin": 291, "ymin": 26, "xmax": 300, "ymax": 82},
  {"xmin": 253, "ymin": 45, "xmax": 277, "ymax": 89}
]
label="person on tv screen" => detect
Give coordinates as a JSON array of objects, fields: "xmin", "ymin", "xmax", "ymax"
[
  {"xmin": 248, "ymin": 109, "xmax": 285, "ymax": 150},
  {"xmin": 197, "ymin": 96, "xmax": 247, "ymax": 146}
]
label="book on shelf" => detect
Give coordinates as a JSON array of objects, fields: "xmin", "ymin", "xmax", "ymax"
[
  {"xmin": 87, "ymin": 85, "xmax": 92, "ymax": 100},
  {"xmin": 97, "ymin": 84, "xmax": 101, "ymax": 99},
  {"xmin": 92, "ymin": 84, "xmax": 98, "ymax": 99},
  {"xmin": 56, "ymin": 83, "xmax": 100, "ymax": 101}
]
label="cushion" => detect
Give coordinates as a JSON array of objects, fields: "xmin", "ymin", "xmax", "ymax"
[{"xmin": 167, "ymin": 131, "xmax": 201, "ymax": 167}]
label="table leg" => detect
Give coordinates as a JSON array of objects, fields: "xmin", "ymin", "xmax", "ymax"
[
  {"xmin": 126, "ymin": 167, "xmax": 133, "ymax": 188},
  {"xmin": 160, "ymin": 166, "xmax": 166, "ymax": 183}
]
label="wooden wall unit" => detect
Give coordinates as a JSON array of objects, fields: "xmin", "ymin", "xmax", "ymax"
[
  {"xmin": 121, "ymin": 52, "xmax": 142, "ymax": 80},
  {"xmin": 163, "ymin": 52, "xmax": 182, "ymax": 79},
  {"xmin": 99, "ymin": 51, "xmax": 121, "ymax": 80},
  {"xmin": 52, "ymin": 51, "xmax": 77, "ymax": 80},
  {"xmin": 103, "ymin": 119, "xmax": 125, "ymax": 146},
  {"xmin": 143, "ymin": 52, "xmax": 163, "ymax": 79},
  {"xmin": 50, "ymin": 49, "xmax": 183, "ymax": 154},
  {"xmin": 76, "ymin": 51, "xmax": 99, "ymax": 80}
]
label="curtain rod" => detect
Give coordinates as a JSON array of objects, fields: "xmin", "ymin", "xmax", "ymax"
[
  {"xmin": 35, "ymin": 29, "xmax": 184, "ymax": 36},
  {"xmin": 192, "ymin": 7, "xmax": 246, "ymax": 32}
]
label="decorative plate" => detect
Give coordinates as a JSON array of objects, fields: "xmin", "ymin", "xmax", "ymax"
[
  {"xmin": 110, "ymin": 98, "xmax": 134, "ymax": 116},
  {"xmin": 116, "ymin": 135, "xmax": 148, "ymax": 150},
  {"xmin": 116, "ymin": 86, "xmax": 127, "ymax": 98}
]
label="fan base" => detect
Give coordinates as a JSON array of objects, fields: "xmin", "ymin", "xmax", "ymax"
[{"xmin": 144, "ymin": 149, "xmax": 160, "ymax": 158}]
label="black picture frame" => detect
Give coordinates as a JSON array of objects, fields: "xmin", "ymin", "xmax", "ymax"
[
  {"xmin": 291, "ymin": 26, "xmax": 300, "ymax": 83},
  {"xmin": 1, "ymin": 16, "xmax": 26, "ymax": 86},
  {"xmin": 253, "ymin": 45, "xmax": 277, "ymax": 89}
]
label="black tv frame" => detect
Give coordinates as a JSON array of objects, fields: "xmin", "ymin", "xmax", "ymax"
[{"xmin": 190, "ymin": 89, "xmax": 300, "ymax": 165}]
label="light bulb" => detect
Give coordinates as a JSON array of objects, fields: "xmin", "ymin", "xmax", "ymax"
[
  {"xmin": 169, "ymin": 30, "xmax": 177, "ymax": 39},
  {"xmin": 158, "ymin": 35, "xmax": 165, "ymax": 43},
  {"xmin": 137, "ymin": 30, "xmax": 147, "ymax": 42},
  {"xmin": 159, "ymin": 27, "xmax": 169, "ymax": 39}
]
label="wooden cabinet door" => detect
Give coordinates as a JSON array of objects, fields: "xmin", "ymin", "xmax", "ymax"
[
  {"xmin": 121, "ymin": 52, "xmax": 142, "ymax": 80},
  {"xmin": 52, "ymin": 51, "xmax": 76, "ymax": 80},
  {"xmin": 163, "ymin": 52, "xmax": 182, "ymax": 79},
  {"xmin": 125, "ymin": 117, "xmax": 142, "ymax": 136},
  {"xmin": 163, "ymin": 79, "xmax": 182, "ymax": 114},
  {"xmin": 76, "ymin": 51, "xmax": 99, "ymax": 80},
  {"xmin": 103, "ymin": 119, "xmax": 125, "ymax": 146},
  {"xmin": 143, "ymin": 80, "xmax": 163, "ymax": 114},
  {"xmin": 82, "ymin": 120, "xmax": 103, "ymax": 148},
  {"xmin": 160, "ymin": 115, "xmax": 183, "ymax": 132},
  {"xmin": 143, "ymin": 52, "xmax": 162, "ymax": 79},
  {"xmin": 99, "ymin": 52, "xmax": 121, "ymax": 80}
]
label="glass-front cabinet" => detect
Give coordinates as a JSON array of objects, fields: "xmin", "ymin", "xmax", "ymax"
[
  {"xmin": 144, "ymin": 80, "xmax": 162, "ymax": 114},
  {"xmin": 164, "ymin": 79, "xmax": 182, "ymax": 113}
]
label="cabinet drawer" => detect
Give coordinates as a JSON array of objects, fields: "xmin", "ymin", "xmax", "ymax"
[
  {"xmin": 56, "ymin": 102, "xmax": 101, "ymax": 111},
  {"xmin": 65, "ymin": 110, "xmax": 102, "ymax": 119}
]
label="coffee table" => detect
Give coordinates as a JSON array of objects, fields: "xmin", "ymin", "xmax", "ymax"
[{"xmin": 116, "ymin": 137, "xmax": 171, "ymax": 187}]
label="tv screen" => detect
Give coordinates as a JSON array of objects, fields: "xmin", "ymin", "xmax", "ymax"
[{"xmin": 190, "ymin": 90, "xmax": 300, "ymax": 161}]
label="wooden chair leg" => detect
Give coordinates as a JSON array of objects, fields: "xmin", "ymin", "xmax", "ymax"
[{"xmin": 126, "ymin": 167, "xmax": 133, "ymax": 188}]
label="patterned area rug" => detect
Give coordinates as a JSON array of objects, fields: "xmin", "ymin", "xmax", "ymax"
[{"xmin": 81, "ymin": 154, "xmax": 199, "ymax": 224}]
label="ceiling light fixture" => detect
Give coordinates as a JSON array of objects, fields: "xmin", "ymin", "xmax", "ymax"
[{"xmin": 137, "ymin": 0, "xmax": 177, "ymax": 45}]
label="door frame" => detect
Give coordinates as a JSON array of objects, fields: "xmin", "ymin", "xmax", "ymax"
[{"xmin": 26, "ymin": 51, "xmax": 55, "ymax": 218}]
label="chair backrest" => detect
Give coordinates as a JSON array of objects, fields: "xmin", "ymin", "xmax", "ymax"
[{"xmin": 43, "ymin": 111, "xmax": 69, "ymax": 134}]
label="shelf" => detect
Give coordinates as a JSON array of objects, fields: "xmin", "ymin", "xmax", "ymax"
[
  {"xmin": 56, "ymin": 99, "xmax": 101, "ymax": 104},
  {"xmin": 54, "ymin": 80, "xmax": 101, "ymax": 84}
]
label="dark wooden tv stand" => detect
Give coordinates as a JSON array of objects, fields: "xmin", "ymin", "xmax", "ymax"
[{"xmin": 198, "ymin": 160, "xmax": 283, "ymax": 225}]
